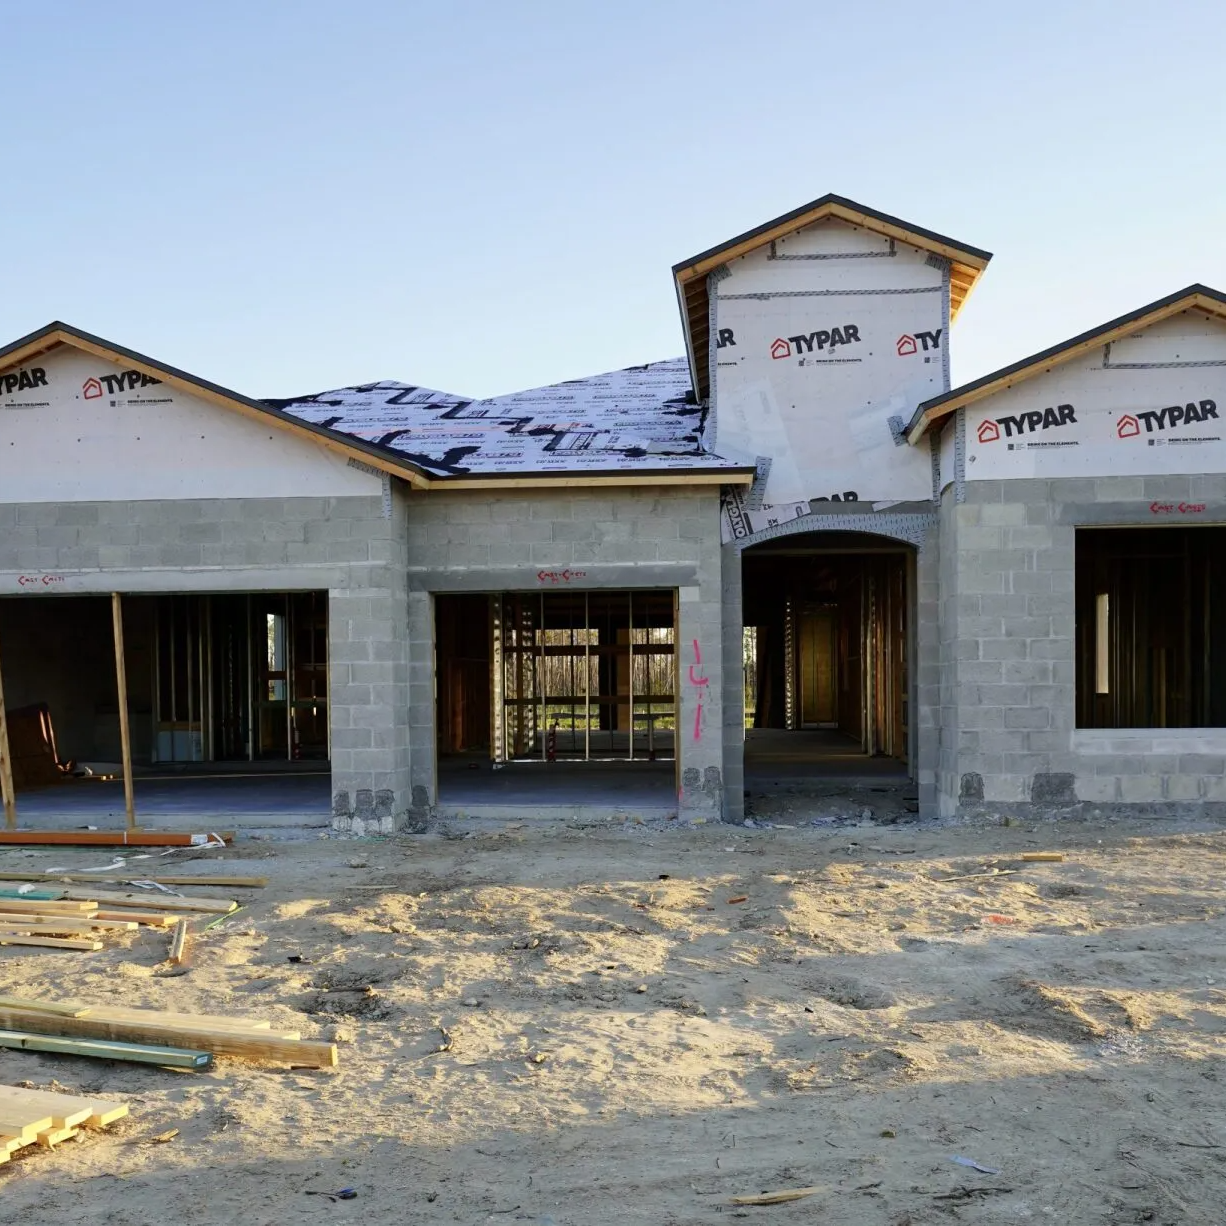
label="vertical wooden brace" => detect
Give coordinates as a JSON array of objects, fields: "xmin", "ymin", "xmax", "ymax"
[{"xmin": 111, "ymin": 594, "xmax": 136, "ymax": 831}]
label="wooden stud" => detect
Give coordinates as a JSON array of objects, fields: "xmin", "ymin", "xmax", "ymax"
[
  {"xmin": 94, "ymin": 910, "xmax": 179, "ymax": 927},
  {"xmin": 0, "ymin": 934, "xmax": 104, "ymax": 950},
  {"xmin": 111, "ymin": 593, "xmax": 136, "ymax": 831},
  {"xmin": 0, "ymin": 1085, "xmax": 127, "ymax": 1128},
  {"xmin": 0, "ymin": 625, "xmax": 14, "ymax": 831},
  {"xmin": 0, "ymin": 917, "xmax": 136, "ymax": 935},
  {"xmin": 0, "ymin": 1006, "xmax": 337, "ymax": 1067},
  {"xmin": 168, "ymin": 918, "xmax": 189, "ymax": 965},
  {"xmin": 60, "ymin": 887, "xmax": 237, "ymax": 914},
  {"xmin": 0, "ymin": 830, "xmax": 233, "ymax": 846},
  {"xmin": 0, "ymin": 1028, "xmax": 211, "ymax": 1069},
  {"xmin": 0, "ymin": 871, "xmax": 268, "ymax": 888}
]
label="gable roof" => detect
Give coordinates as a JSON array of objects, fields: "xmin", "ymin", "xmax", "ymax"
[
  {"xmin": 672, "ymin": 193, "xmax": 993, "ymax": 402},
  {"xmin": 269, "ymin": 358, "xmax": 757, "ymax": 485},
  {"xmin": 905, "ymin": 284, "xmax": 1226, "ymax": 443},
  {"xmin": 0, "ymin": 324, "xmax": 754, "ymax": 490},
  {"xmin": 0, "ymin": 320, "xmax": 437, "ymax": 488}
]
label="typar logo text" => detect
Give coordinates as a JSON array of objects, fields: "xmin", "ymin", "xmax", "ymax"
[
  {"xmin": 896, "ymin": 329, "xmax": 943, "ymax": 357},
  {"xmin": 1116, "ymin": 400, "xmax": 1218, "ymax": 438},
  {"xmin": 83, "ymin": 370, "xmax": 163, "ymax": 399},
  {"xmin": 770, "ymin": 323, "xmax": 861, "ymax": 360},
  {"xmin": 2, "ymin": 366, "xmax": 48, "ymax": 395},
  {"xmin": 976, "ymin": 403, "xmax": 1076, "ymax": 444}
]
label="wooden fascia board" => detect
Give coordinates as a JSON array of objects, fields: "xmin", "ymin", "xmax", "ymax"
[
  {"xmin": 0, "ymin": 330, "xmax": 431, "ymax": 489},
  {"xmin": 426, "ymin": 470, "xmax": 754, "ymax": 491},
  {"xmin": 673, "ymin": 202, "xmax": 990, "ymax": 285},
  {"xmin": 906, "ymin": 295, "xmax": 1226, "ymax": 444}
]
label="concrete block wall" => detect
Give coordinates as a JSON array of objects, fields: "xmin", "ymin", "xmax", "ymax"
[
  {"xmin": 940, "ymin": 472, "xmax": 1226, "ymax": 816},
  {"xmin": 0, "ymin": 492, "xmax": 416, "ymax": 833},
  {"xmin": 401, "ymin": 484, "xmax": 726, "ymax": 821},
  {"xmin": 912, "ymin": 519, "xmax": 942, "ymax": 818}
]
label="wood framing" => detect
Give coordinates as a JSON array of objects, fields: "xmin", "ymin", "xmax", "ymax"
[
  {"xmin": 111, "ymin": 593, "xmax": 136, "ymax": 831},
  {"xmin": 0, "ymin": 625, "xmax": 14, "ymax": 830}
]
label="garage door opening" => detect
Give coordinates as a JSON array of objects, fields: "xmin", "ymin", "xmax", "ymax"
[
  {"xmin": 0, "ymin": 593, "xmax": 331, "ymax": 825},
  {"xmin": 435, "ymin": 590, "xmax": 678, "ymax": 812},
  {"xmin": 741, "ymin": 532, "xmax": 911, "ymax": 783}
]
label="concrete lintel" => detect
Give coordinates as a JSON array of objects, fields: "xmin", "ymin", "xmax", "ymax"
[
  {"xmin": 0, "ymin": 565, "xmax": 352, "ymax": 595},
  {"xmin": 407, "ymin": 563, "xmax": 700, "ymax": 592}
]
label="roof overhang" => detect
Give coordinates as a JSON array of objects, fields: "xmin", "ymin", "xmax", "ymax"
[
  {"xmin": 0, "ymin": 323, "xmax": 754, "ymax": 491},
  {"xmin": 672, "ymin": 194, "xmax": 992, "ymax": 403},
  {"xmin": 905, "ymin": 284, "xmax": 1226, "ymax": 444}
]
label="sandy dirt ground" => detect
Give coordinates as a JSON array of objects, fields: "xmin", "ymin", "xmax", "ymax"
[{"xmin": 1, "ymin": 815, "xmax": 1226, "ymax": 1225}]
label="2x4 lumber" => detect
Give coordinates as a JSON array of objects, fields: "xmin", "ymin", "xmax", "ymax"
[
  {"xmin": 0, "ymin": 831, "xmax": 233, "ymax": 846},
  {"xmin": 0, "ymin": 916, "xmax": 137, "ymax": 934},
  {"xmin": 0, "ymin": 997, "xmax": 91, "ymax": 1017},
  {"xmin": 0, "ymin": 625, "xmax": 15, "ymax": 831},
  {"xmin": 0, "ymin": 1111, "xmax": 54, "ymax": 1143},
  {"xmin": 36, "ymin": 1124, "xmax": 78, "ymax": 1147},
  {"xmin": 0, "ymin": 934, "xmax": 103, "ymax": 950},
  {"xmin": 111, "ymin": 593, "xmax": 136, "ymax": 831},
  {"xmin": 0, "ymin": 1007, "xmax": 336, "ymax": 1068},
  {"xmin": 0, "ymin": 900, "xmax": 97, "ymax": 915},
  {"xmin": 0, "ymin": 995, "xmax": 298, "ymax": 1038},
  {"xmin": 0, "ymin": 871, "xmax": 268, "ymax": 888},
  {"xmin": 60, "ymin": 888, "xmax": 238, "ymax": 914},
  {"xmin": 95, "ymin": 910, "xmax": 177, "ymax": 927},
  {"xmin": 0, "ymin": 1028, "xmax": 211, "ymax": 1069},
  {"xmin": 0, "ymin": 1088, "xmax": 93, "ymax": 1129},
  {"xmin": 168, "ymin": 918, "xmax": 189, "ymax": 965},
  {"xmin": 86, "ymin": 1008, "xmax": 301, "ymax": 1040}
]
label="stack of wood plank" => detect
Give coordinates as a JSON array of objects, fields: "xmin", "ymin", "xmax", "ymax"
[
  {"xmin": 0, "ymin": 884, "xmax": 239, "ymax": 952},
  {"xmin": 0, "ymin": 1083, "xmax": 128, "ymax": 1159},
  {"xmin": 0, "ymin": 997, "xmax": 337, "ymax": 1068}
]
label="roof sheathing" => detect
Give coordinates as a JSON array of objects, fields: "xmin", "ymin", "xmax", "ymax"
[
  {"xmin": 905, "ymin": 284, "xmax": 1226, "ymax": 443},
  {"xmin": 672, "ymin": 194, "xmax": 993, "ymax": 403},
  {"xmin": 0, "ymin": 325, "xmax": 754, "ymax": 489}
]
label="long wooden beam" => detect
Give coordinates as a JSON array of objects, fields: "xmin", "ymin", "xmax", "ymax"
[
  {"xmin": 0, "ymin": 625, "xmax": 15, "ymax": 830},
  {"xmin": 0, "ymin": 831, "xmax": 233, "ymax": 846},
  {"xmin": 0, "ymin": 1028, "xmax": 211, "ymax": 1069},
  {"xmin": 111, "ymin": 593, "xmax": 136, "ymax": 831},
  {"xmin": 0, "ymin": 871, "xmax": 267, "ymax": 888},
  {"xmin": 0, "ymin": 1006, "xmax": 337, "ymax": 1067}
]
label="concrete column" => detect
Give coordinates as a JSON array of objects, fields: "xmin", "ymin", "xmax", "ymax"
[
  {"xmin": 406, "ymin": 589, "xmax": 436, "ymax": 825},
  {"xmin": 720, "ymin": 541, "xmax": 746, "ymax": 822},
  {"xmin": 329, "ymin": 489, "xmax": 412, "ymax": 835}
]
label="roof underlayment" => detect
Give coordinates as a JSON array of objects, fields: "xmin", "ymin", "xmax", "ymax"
[{"xmin": 266, "ymin": 357, "xmax": 750, "ymax": 479}]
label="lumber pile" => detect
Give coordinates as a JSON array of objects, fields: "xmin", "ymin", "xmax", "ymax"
[
  {"xmin": 0, "ymin": 885, "xmax": 238, "ymax": 954},
  {"xmin": 0, "ymin": 1084, "xmax": 128, "ymax": 1158},
  {"xmin": 0, "ymin": 997, "xmax": 337, "ymax": 1068}
]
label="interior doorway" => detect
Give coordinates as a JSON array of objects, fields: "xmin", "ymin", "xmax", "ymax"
[
  {"xmin": 741, "ymin": 531, "xmax": 911, "ymax": 780},
  {"xmin": 434, "ymin": 589, "xmax": 678, "ymax": 811}
]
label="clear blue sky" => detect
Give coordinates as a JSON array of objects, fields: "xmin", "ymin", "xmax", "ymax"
[{"xmin": 3, "ymin": 1, "xmax": 1223, "ymax": 400}]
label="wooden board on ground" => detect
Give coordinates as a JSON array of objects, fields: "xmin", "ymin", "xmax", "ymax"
[
  {"xmin": 0, "ymin": 831, "xmax": 233, "ymax": 846},
  {"xmin": 94, "ymin": 909, "xmax": 178, "ymax": 927},
  {"xmin": 60, "ymin": 888, "xmax": 238, "ymax": 915},
  {"xmin": 0, "ymin": 1029, "xmax": 212, "ymax": 1068},
  {"xmin": 0, "ymin": 872, "xmax": 267, "ymax": 888},
  {"xmin": 0, "ymin": 1084, "xmax": 129, "ymax": 1160},
  {"xmin": 0, "ymin": 1006, "xmax": 336, "ymax": 1067},
  {"xmin": 0, "ymin": 934, "xmax": 103, "ymax": 950}
]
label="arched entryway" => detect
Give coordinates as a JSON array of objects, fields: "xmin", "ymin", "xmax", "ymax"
[{"xmin": 739, "ymin": 530, "xmax": 915, "ymax": 787}]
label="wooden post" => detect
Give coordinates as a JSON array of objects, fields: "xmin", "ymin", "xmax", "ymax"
[
  {"xmin": 111, "ymin": 593, "xmax": 136, "ymax": 830},
  {"xmin": 0, "ymin": 626, "xmax": 16, "ymax": 830}
]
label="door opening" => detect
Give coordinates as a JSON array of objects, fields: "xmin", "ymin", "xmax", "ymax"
[{"xmin": 741, "ymin": 532, "xmax": 911, "ymax": 779}]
